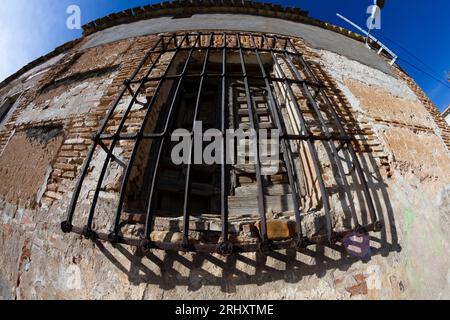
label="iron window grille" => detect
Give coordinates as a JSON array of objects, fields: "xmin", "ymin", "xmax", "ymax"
[{"xmin": 61, "ymin": 32, "xmax": 382, "ymax": 254}]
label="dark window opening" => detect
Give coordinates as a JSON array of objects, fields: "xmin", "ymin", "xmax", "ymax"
[
  {"xmin": 125, "ymin": 57, "xmax": 296, "ymax": 221},
  {"xmin": 132, "ymin": 75, "xmax": 223, "ymax": 216}
]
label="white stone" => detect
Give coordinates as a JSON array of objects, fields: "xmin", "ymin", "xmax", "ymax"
[
  {"xmin": 65, "ymin": 138, "xmax": 85, "ymax": 145},
  {"xmin": 16, "ymin": 71, "xmax": 116, "ymax": 125},
  {"xmin": 62, "ymin": 265, "xmax": 82, "ymax": 291},
  {"xmin": 365, "ymin": 265, "xmax": 382, "ymax": 291}
]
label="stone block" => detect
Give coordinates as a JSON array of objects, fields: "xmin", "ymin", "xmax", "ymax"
[
  {"xmin": 150, "ymin": 231, "xmax": 184, "ymax": 244},
  {"xmin": 255, "ymin": 219, "xmax": 296, "ymax": 241}
]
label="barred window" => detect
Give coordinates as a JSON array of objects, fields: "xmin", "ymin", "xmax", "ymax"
[{"xmin": 62, "ymin": 33, "xmax": 381, "ymax": 254}]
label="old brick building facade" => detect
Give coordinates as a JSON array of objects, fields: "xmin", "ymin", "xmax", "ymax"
[{"xmin": 0, "ymin": 1, "xmax": 449, "ymax": 299}]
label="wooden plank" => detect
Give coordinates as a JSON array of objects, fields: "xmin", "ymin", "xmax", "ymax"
[{"xmin": 228, "ymin": 194, "xmax": 294, "ymax": 216}]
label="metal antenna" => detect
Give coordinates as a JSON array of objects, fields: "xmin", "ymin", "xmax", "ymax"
[
  {"xmin": 337, "ymin": 2, "xmax": 398, "ymax": 66},
  {"xmin": 366, "ymin": 0, "xmax": 386, "ymax": 46}
]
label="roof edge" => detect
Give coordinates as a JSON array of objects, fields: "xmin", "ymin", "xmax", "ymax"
[
  {"xmin": 1, "ymin": 1, "xmax": 371, "ymax": 91},
  {"xmin": 0, "ymin": 38, "xmax": 82, "ymax": 91},
  {"xmin": 442, "ymin": 105, "xmax": 450, "ymax": 118},
  {"xmin": 80, "ymin": 0, "xmax": 366, "ymax": 44},
  {"xmin": 82, "ymin": 1, "xmax": 308, "ymax": 36}
]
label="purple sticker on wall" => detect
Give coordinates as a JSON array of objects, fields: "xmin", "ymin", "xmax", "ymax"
[{"xmin": 343, "ymin": 230, "xmax": 371, "ymax": 259}]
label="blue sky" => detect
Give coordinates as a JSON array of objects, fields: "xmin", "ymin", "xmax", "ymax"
[{"xmin": 0, "ymin": 0, "xmax": 449, "ymax": 111}]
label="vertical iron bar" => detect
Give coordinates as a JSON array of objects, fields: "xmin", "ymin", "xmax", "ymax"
[
  {"xmin": 220, "ymin": 33, "xmax": 230, "ymax": 249},
  {"xmin": 249, "ymin": 34, "xmax": 304, "ymax": 245},
  {"xmin": 63, "ymin": 36, "xmax": 166, "ymax": 231},
  {"xmin": 181, "ymin": 33, "xmax": 213, "ymax": 248},
  {"xmin": 237, "ymin": 33, "xmax": 269, "ymax": 246},
  {"xmin": 110, "ymin": 34, "xmax": 191, "ymax": 240},
  {"xmin": 263, "ymin": 35, "xmax": 333, "ymax": 242},
  {"xmin": 138, "ymin": 33, "xmax": 202, "ymax": 243}
]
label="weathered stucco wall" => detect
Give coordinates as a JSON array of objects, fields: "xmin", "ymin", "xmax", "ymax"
[
  {"xmin": 316, "ymin": 49, "xmax": 450, "ymax": 299},
  {"xmin": 0, "ymin": 18, "xmax": 449, "ymax": 300}
]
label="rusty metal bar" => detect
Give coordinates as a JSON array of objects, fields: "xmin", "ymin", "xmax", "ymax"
[
  {"xmin": 181, "ymin": 33, "xmax": 214, "ymax": 249},
  {"xmin": 69, "ymin": 221, "xmax": 381, "ymax": 253},
  {"xmin": 128, "ymin": 74, "xmax": 321, "ymax": 87},
  {"xmin": 218, "ymin": 33, "xmax": 232, "ymax": 254},
  {"xmin": 85, "ymin": 35, "xmax": 179, "ymax": 238},
  {"xmin": 97, "ymin": 132, "xmax": 352, "ymax": 142},
  {"xmin": 281, "ymin": 52, "xmax": 360, "ymax": 230},
  {"xmin": 237, "ymin": 33, "xmax": 269, "ymax": 249},
  {"xmin": 249, "ymin": 34, "xmax": 304, "ymax": 247},
  {"xmin": 86, "ymin": 60, "xmax": 166, "ymax": 235},
  {"xmin": 128, "ymin": 44, "xmax": 302, "ymax": 58}
]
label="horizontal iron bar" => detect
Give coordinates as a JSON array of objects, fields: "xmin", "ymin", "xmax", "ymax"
[
  {"xmin": 282, "ymin": 134, "xmax": 353, "ymax": 142},
  {"xmin": 97, "ymin": 132, "xmax": 165, "ymax": 141},
  {"xmin": 96, "ymin": 133, "xmax": 354, "ymax": 143},
  {"xmin": 67, "ymin": 222, "xmax": 382, "ymax": 254},
  {"xmin": 130, "ymin": 45, "xmax": 301, "ymax": 58},
  {"xmin": 98, "ymin": 140, "xmax": 127, "ymax": 168},
  {"xmin": 130, "ymin": 74, "xmax": 323, "ymax": 88}
]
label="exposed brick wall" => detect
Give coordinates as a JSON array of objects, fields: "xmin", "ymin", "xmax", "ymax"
[
  {"xmin": 316, "ymin": 74, "xmax": 392, "ymax": 178},
  {"xmin": 0, "ymin": 39, "xmax": 81, "ymax": 90},
  {"xmin": 392, "ymin": 65, "xmax": 450, "ymax": 150},
  {"xmin": 0, "ymin": 52, "xmax": 80, "ymax": 156},
  {"xmin": 292, "ymin": 39, "xmax": 393, "ymax": 178},
  {"xmin": 41, "ymin": 35, "xmax": 160, "ymax": 206},
  {"xmin": 0, "ymin": 38, "xmax": 138, "ymax": 207}
]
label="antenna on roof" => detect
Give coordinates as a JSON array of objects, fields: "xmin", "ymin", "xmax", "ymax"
[
  {"xmin": 336, "ymin": 11, "xmax": 398, "ymax": 65},
  {"xmin": 336, "ymin": 1, "xmax": 398, "ymax": 65},
  {"xmin": 366, "ymin": 0, "xmax": 386, "ymax": 46},
  {"xmin": 376, "ymin": 0, "xmax": 386, "ymax": 9}
]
